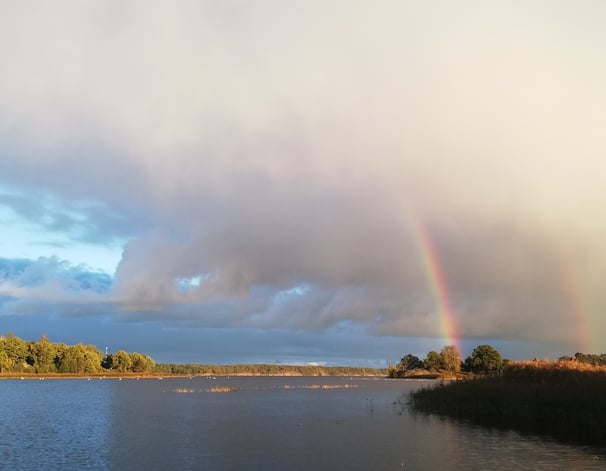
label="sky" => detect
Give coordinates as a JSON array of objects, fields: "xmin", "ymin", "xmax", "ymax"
[{"xmin": 1, "ymin": 1, "xmax": 605, "ymax": 366}]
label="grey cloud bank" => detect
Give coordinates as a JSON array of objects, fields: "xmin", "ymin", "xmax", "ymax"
[{"xmin": 1, "ymin": 1, "xmax": 605, "ymax": 362}]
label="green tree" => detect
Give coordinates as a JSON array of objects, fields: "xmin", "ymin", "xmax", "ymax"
[
  {"xmin": 0, "ymin": 343, "xmax": 9, "ymax": 373},
  {"xmin": 424, "ymin": 350, "xmax": 442, "ymax": 371},
  {"xmin": 130, "ymin": 352, "xmax": 155, "ymax": 373},
  {"xmin": 101, "ymin": 353, "xmax": 114, "ymax": 370},
  {"xmin": 30, "ymin": 334, "xmax": 59, "ymax": 373},
  {"xmin": 391, "ymin": 354, "xmax": 423, "ymax": 377},
  {"xmin": 57, "ymin": 344, "xmax": 103, "ymax": 374},
  {"xmin": 462, "ymin": 355, "xmax": 473, "ymax": 372},
  {"xmin": 470, "ymin": 344, "xmax": 504, "ymax": 375},
  {"xmin": 440, "ymin": 345, "xmax": 461, "ymax": 373},
  {"xmin": 53, "ymin": 343, "xmax": 68, "ymax": 371},
  {"xmin": 3, "ymin": 333, "xmax": 29, "ymax": 372},
  {"xmin": 113, "ymin": 350, "xmax": 133, "ymax": 372}
]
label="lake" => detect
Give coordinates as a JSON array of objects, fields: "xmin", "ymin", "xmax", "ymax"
[{"xmin": 0, "ymin": 376, "xmax": 603, "ymax": 470}]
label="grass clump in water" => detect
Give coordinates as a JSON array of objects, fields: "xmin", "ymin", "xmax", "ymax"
[{"xmin": 208, "ymin": 386, "xmax": 238, "ymax": 393}]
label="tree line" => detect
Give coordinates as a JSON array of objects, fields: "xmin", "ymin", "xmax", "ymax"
[
  {"xmin": 0, "ymin": 333, "xmax": 155, "ymax": 374},
  {"xmin": 154, "ymin": 363, "xmax": 386, "ymax": 376},
  {"xmin": 0, "ymin": 333, "xmax": 386, "ymax": 377},
  {"xmin": 390, "ymin": 345, "xmax": 606, "ymax": 378},
  {"xmin": 389, "ymin": 344, "xmax": 506, "ymax": 377},
  {"xmin": 559, "ymin": 352, "xmax": 606, "ymax": 366}
]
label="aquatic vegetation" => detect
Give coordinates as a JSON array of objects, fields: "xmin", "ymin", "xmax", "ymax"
[
  {"xmin": 281, "ymin": 384, "xmax": 358, "ymax": 390},
  {"xmin": 208, "ymin": 386, "xmax": 238, "ymax": 393},
  {"xmin": 409, "ymin": 360, "xmax": 606, "ymax": 447},
  {"xmin": 170, "ymin": 383, "xmax": 359, "ymax": 394}
]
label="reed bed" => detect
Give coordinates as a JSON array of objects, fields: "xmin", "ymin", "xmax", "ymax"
[
  {"xmin": 208, "ymin": 386, "xmax": 239, "ymax": 393},
  {"xmin": 409, "ymin": 360, "xmax": 606, "ymax": 448},
  {"xmin": 171, "ymin": 383, "xmax": 358, "ymax": 394},
  {"xmin": 172, "ymin": 386, "xmax": 239, "ymax": 393},
  {"xmin": 281, "ymin": 384, "xmax": 358, "ymax": 390}
]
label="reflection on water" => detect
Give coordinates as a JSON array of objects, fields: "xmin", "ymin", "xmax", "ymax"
[{"xmin": 0, "ymin": 377, "xmax": 603, "ymax": 470}]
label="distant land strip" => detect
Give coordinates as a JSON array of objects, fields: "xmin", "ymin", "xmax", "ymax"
[
  {"xmin": 0, "ymin": 365, "xmax": 388, "ymax": 379},
  {"xmin": 0, "ymin": 333, "xmax": 388, "ymax": 377}
]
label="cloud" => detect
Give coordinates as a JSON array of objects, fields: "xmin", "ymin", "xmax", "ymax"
[
  {"xmin": 0, "ymin": 2, "xmax": 605, "ymax": 354},
  {"xmin": 0, "ymin": 188, "xmax": 139, "ymax": 246},
  {"xmin": 0, "ymin": 257, "xmax": 112, "ymax": 317}
]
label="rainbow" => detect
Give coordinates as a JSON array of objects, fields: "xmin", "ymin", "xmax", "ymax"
[
  {"xmin": 556, "ymin": 250, "xmax": 594, "ymax": 354},
  {"xmin": 407, "ymin": 211, "xmax": 461, "ymax": 354}
]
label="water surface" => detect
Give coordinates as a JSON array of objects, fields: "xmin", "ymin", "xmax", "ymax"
[{"xmin": 0, "ymin": 376, "xmax": 602, "ymax": 470}]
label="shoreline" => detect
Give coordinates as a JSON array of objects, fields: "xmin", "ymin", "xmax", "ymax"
[
  {"xmin": 0, "ymin": 372, "xmax": 388, "ymax": 380},
  {"xmin": 0, "ymin": 372, "xmax": 181, "ymax": 380}
]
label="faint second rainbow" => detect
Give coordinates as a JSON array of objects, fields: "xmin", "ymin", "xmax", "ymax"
[
  {"xmin": 555, "ymin": 246, "xmax": 594, "ymax": 354},
  {"xmin": 407, "ymin": 210, "xmax": 461, "ymax": 354}
]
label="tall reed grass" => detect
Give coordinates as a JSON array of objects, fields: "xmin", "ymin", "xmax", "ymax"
[{"xmin": 409, "ymin": 360, "xmax": 606, "ymax": 447}]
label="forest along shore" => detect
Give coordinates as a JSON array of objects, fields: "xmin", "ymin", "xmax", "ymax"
[
  {"xmin": 0, "ymin": 372, "xmax": 176, "ymax": 380},
  {"xmin": 0, "ymin": 333, "xmax": 386, "ymax": 377}
]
